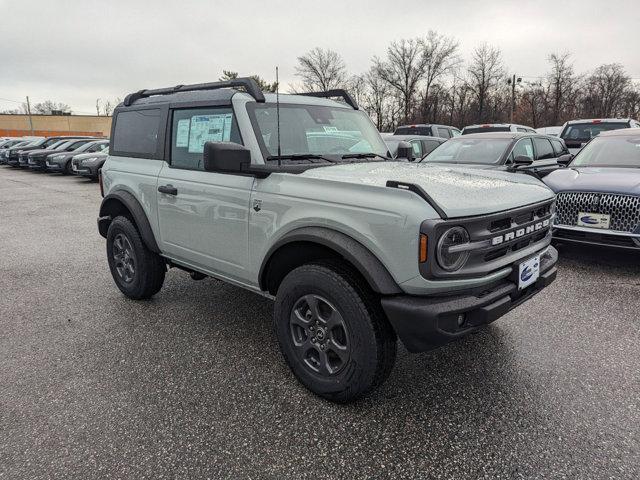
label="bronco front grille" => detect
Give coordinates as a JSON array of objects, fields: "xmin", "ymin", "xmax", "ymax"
[{"xmin": 555, "ymin": 192, "xmax": 640, "ymax": 233}]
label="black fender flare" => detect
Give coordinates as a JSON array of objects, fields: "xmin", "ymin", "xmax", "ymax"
[
  {"xmin": 259, "ymin": 226, "xmax": 402, "ymax": 295},
  {"xmin": 97, "ymin": 190, "xmax": 160, "ymax": 253}
]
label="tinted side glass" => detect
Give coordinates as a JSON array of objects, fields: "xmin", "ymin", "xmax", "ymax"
[
  {"xmin": 533, "ymin": 137, "xmax": 555, "ymax": 159},
  {"xmin": 437, "ymin": 127, "xmax": 451, "ymax": 138},
  {"xmin": 113, "ymin": 109, "xmax": 161, "ymax": 156},
  {"xmin": 423, "ymin": 140, "xmax": 442, "ymax": 155},
  {"xmin": 410, "ymin": 140, "xmax": 423, "ymax": 157},
  {"xmin": 550, "ymin": 138, "xmax": 568, "ymax": 156},
  {"xmin": 510, "ymin": 138, "xmax": 534, "ymax": 161},
  {"xmin": 170, "ymin": 107, "xmax": 241, "ymax": 170}
]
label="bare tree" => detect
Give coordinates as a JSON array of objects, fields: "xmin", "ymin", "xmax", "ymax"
[
  {"xmin": 547, "ymin": 53, "xmax": 577, "ymax": 124},
  {"xmin": 32, "ymin": 101, "xmax": 71, "ymax": 115},
  {"xmin": 518, "ymin": 83, "xmax": 548, "ymax": 128},
  {"xmin": 103, "ymin": 100, "xmax": 114, "ymax": 116},
  {"xmin": 374, "ymin": 38, "xmax": 429, "ymax": 121},
  {"xmin": 295, "ymin": 48, "xmax": 347, "ymax": 92},
  {"xmin": 466, "ymin": 43, "xmax": 504, "ymax": 122},
  {"xmin": 581, "ymin": 63, "xmax": 631, "ymax": 117},
  {"xmin": 360, "ymin": 68, "xmax": 391, "ymax": 131},
  {"xmin": 417, "ymin": 31, "xmax": 460, "ymax": 121}
]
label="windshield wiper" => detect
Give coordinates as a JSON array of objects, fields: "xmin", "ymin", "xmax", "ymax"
[
  {"xmin": 267, "ymin": 153, "xmax": 336, "ymax": 164},
  {"xmin": 341, "ymin": 152, "xmax": 390, "ymax": 161}
]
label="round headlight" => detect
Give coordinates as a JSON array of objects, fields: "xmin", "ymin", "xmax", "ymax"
[{"xmin": 436, "ymin": 226, "xmax": 470, "ymax": 271}]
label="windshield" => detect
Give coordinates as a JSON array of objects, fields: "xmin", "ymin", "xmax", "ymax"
[
  {"xmin": 248, "ymin": 103, "xmax": 389, "ymax": 161},
  {"xmin": 46, "ymin": 140, "xmax": 67, "ymax": 149},
  {"xmin": 421, "ymin": 137, "xmax": 511, "ymax": 165},
  {"xmin": 570, "ymin": 135, "xmax": 640, "ymax": 168},
  {"xmin": 462, "ymin": 126, "xmax": 510, "ymax": 135},
  {"xmin": 560, "ymin": 122, "xmax": 628, "ymax": 143}
]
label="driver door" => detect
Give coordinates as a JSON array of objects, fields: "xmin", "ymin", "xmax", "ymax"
[{"xmin": 156, "ymin": 106, "xmax": 255, "ymax": 283}]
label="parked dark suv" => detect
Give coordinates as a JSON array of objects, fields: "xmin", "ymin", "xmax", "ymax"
[
  {"xmin": 393, "ymin": 124, "xmax": 461, "ymax": 139},
  {"xmin": 559, "ymin": 118, "xmax": 640, "ymax": 154},
  {"xmin": 421, "ymin": 132, "xmax": 571, "ymax": 178}
]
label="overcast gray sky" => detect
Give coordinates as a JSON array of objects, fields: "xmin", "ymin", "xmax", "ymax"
[{"xmin": 1, "ymin": 0, "xmax": 639, "ymax": 114}]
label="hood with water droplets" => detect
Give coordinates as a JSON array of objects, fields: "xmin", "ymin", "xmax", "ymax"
[{"xmin": 300, "ymin": 162, "xmax": 554, "ymax": 218}]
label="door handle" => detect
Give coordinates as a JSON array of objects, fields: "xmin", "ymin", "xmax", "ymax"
[{"xmin": 158, "ymin": 184, "xmax": 178, "ymax": 195}]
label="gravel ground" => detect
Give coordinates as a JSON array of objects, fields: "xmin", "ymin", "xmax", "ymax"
[{"xmin": 0, "ymin": 166, "xmax": 638, "ymax": 479}]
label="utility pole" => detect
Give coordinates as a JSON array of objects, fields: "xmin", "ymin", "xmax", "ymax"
[
  {"xmin": 25, "ymin": 96, "xmax": 34, "ymax": 135},
  {"xmin": 507, "ymin": 75, "xmax": 522, "ymax": 123}
]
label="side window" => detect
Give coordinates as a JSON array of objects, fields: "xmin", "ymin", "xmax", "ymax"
[
  {"xmin": 113, "ymin": 109, "xmax": 161, "ymax": 156},
  {"xmin": 437, "ymin": 127, "xmax": 451, "ymax": 138},
  {"xmin": 510, "ymin": 138, "xmax": 534, "ymax": 161},
  {"xmin": 533, "ymin": 137, "xmax": 555, "ymax": 160},
  {"xmin": 550, "ymin": 138, "xmax": 567, "ymax": 156},
  {"xmin": 423, "ymin": 140, "xmax": 442, "ymax": 155},
  {"xmin": 170, "ymin": 107, "xmax": 241, "ymax": 170},
  {"xmin": 451, "ymin": 128, "xmax": 461, "ymax": 137},
  {"xmin": 410, "ymin": 140, "xmax": 423, "ymax": 158}
]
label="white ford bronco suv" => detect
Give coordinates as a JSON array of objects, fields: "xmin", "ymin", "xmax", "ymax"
[{"xmin": 98, "ymin": 78, "xmax": 558, "ymax": 402}]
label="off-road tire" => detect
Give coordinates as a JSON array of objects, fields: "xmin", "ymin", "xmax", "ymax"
[
  {"xmin": 274, "ymin": 260, "xmax": 396, "ymax": 403},
  {"xmin": 106, "ymin": 215, "xmax": 165, "ymax": 299}
]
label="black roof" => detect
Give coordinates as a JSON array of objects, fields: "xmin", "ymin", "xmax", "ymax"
[{"xmin": 122, "ymin": 88, "xmax": 238, "ymax": 107}]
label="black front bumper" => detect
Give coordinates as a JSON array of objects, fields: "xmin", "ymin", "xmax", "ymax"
[
  {"xmin": 74, "ymin": 163, "xmax": 99, "ymax": 178},
  {"xmin": 381, "ymin": 246, "xmax": 558, "ymax": 353},
  {"xmin": 27, "ymin": 157, "xmax": 47, "ymax": 171}
]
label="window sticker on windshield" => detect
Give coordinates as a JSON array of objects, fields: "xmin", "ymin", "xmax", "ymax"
[
  {"xmin": 176, "ymin": 119, "xmax": 190, "ymax": 147},
  {"xmin": 323, "ymin": 126, "xmax": 338, "ymax": 133},
  {"xmin": 188, "ymin": 113, "xmax": 233, "ymax": 153}
]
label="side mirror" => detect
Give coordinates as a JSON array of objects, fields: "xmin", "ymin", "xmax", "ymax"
[
  {"xmin": 396, "ymin": 141, "xmax": 414, "ymax": 161},
  {"xmin": 513, "ymin": 155, "xmax": 534, "ymax": 167},
  {"xmin": 557, "ymin": 153, "xmax": 573, "ymax": 166},
  {"xmin": 203, "ymin": 142, "xmax": 250, "ymax": 174}
]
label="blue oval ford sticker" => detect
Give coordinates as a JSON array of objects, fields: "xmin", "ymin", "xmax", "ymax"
[
  {"xmin": 580, "ymin": 215, "xmax": 599, "ymax": 225},
  {"xmin": 520, "ymin": 265, "xmax": 534, "ymax": 282}
]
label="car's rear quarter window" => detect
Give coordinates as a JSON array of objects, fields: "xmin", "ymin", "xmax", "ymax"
[{"xmin": 112, "ymin": 109, "xmax": 161, "ymax": 156}]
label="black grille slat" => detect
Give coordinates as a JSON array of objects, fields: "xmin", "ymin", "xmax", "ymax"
[{"xmin": 556, "ymin": 192, "xmax": 640, "ymax": 233}]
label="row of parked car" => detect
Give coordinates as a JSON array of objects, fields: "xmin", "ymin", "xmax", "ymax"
[
  {"xmin": 381, "ymin": 118, "xmax": 640, "ymax": 179},
  {"xmin": 381, "ymin": 118, "xmax": 640, "ymax": 251},
  {"xmin": 0, "ymin": 135, "xmax": 109, "ymax": 180}
]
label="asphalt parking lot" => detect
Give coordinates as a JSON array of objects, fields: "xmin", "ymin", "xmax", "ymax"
[{"xmin": 0, "ymin": 166, "xmax": 639, "ymax": 480}]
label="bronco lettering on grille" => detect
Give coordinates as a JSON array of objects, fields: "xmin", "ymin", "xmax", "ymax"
[{"xmin": 491, "ymin": 219, "xmax": 550, "ymax": 246}]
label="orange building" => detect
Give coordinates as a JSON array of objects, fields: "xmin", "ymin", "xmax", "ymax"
[{"xmin": 0, "ymin": 114, "xmax": 112, "ymax": 138}]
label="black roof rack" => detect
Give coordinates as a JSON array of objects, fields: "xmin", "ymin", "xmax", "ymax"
[
  {"xmin": 296, "ymin": 89, "xmax": 359, "ymax": 110},
  {"xmin": 123, "ymin": 77, "xmax": 266, "ymax": 107}
]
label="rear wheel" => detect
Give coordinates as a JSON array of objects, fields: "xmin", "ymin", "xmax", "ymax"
[
  {"xmin": 106, "ymin": 216, "xmax": 165, "ymax": 299},
  {"xmin": 274, "ymin": 261, "xmax": 396, "ymax": 402}
]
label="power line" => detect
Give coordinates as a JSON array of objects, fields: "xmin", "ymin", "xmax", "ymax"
[{"xmin": 0, "ymin": 96, "xmax": 24, "ymax": 104}]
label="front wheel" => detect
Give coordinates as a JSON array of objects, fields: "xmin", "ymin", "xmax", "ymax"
[
  {"xmin": 106, "ymin": 216, "xmax": 166, "ymax": 299},
  {"xmin": 274, "ymin": 261, "xmax": 396, "ymax": 402}
]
